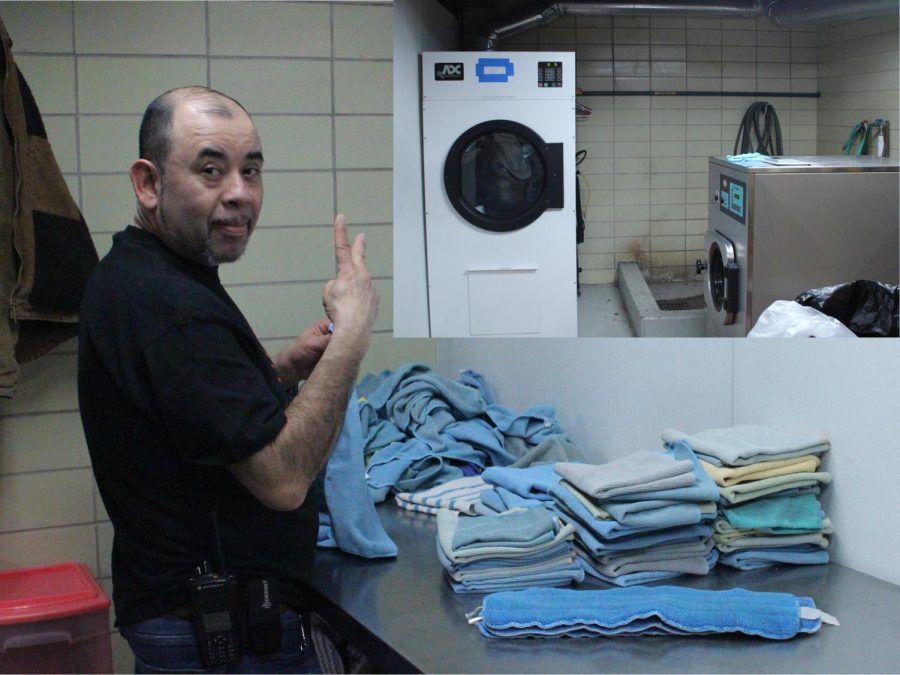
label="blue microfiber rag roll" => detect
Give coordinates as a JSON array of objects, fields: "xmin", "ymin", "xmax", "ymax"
[
  {"xmin": 318, "ymin": 389, "xmax": 398, "ymax": 558},
  {"xmin": 472, "ymin": 586, "xmax": 834, "ymax": 639}
]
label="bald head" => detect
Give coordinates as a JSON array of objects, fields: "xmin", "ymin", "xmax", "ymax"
[{"xmin": 139, "ymin": 86, "xmax": 252, "ymax": 174}]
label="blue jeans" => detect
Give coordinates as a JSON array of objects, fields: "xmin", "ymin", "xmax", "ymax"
[{"xmin": 120, "ymin": 610, "xmax": 321, "ymax": 674}]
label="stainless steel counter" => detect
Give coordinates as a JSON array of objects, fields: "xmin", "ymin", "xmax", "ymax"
[{"xmin": 308, "ymin": 504, "xmax": 900, "ymax": 673}]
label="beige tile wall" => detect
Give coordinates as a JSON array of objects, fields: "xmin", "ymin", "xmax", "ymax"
[
  {"xmin": 0, "ymin": 2, "xmax": 433, "ymax": 671},
  {"xmin": 503, "ymin": 15, "xmax": 819, "ymax": 283},
  {"xmin": 817, "ymin": 17, "xmax": 899, "ymax": 155}
]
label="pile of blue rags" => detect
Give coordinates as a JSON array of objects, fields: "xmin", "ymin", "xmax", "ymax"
[
  {"xmin": 663, "ymin": 425, "xmax": 833, "ymax": 570},
  {"xmin": 467, "ymin": 586, "xmax": 838, "ymax": 639},
  {"xmin": 548, "ymin": 442, "xmax": 720, "ymax": 586},
  {"xmin": 358, "ymin": 363, "xmax": 586, "ymax": 503},
  {"xmin": 435, "ymin": 506, "xmax": 584, "ymax": 594}
]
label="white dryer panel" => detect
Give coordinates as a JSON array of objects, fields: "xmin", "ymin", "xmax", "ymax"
[{"xmin": 422, "ymin": 52, "xmax": 578, "ymax": 337}]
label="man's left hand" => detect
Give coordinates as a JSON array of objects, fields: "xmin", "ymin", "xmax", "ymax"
[{"xmin": 272, "ymin": 318, "xmax": 332, "ymax": 384}]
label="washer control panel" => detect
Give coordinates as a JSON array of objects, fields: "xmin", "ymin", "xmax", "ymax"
[
  {"xmin": 718, "ymin": 174, "xmax": 747, "ymax": 225},
  {"xmin": 538, "ymin": 61, "xmax": 563, "ymax": 88}
]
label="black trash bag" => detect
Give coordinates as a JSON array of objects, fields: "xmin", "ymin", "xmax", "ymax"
[{"xmin": 795, "ymin": 280, "xmax": 899, "ymax": 337}]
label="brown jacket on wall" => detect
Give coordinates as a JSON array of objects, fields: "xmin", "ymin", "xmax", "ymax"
[{"xmin": 1, "ymin": 16, "xmax": 99, "ymax": 398}]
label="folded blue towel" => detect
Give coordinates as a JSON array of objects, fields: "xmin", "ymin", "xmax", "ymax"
[
  {"xmin": 718, "ymin": 546, "xmax": 830, "ymax": 570},
  {"xmin": 482, "ymin": 464, "xmax": 561, "ymax": 500},
  {"xmin": 318, "ymin": 391, "xmax": 398, "ymax": 558},
  {"xmin": 479, "ymin": 487, "xmax": 546, "ymax": 513},
  {"xmin": 473, "ymin": 586, "xmax": 833, "ymax": 639}
]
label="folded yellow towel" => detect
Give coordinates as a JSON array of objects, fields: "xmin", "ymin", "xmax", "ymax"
[{"xmin": 700, "ymin": 455, "xmax": 820, "ymax": 487}]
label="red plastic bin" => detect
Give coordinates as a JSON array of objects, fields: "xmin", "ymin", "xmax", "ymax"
[{"xmin": 0, "ymin": 562, "xmax": 113, "ymax": 674}]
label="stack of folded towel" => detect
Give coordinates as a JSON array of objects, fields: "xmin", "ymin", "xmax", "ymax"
[
  {"xmin": 547, "ymin": 442, "xmax": 720, "ymax": 586},
  {"xmin": 662, "ymin": 425, "xmax": 832, "ymax": 570},
  {"xmin": 435, "ymin": 506, "xmax": 584, "ymax": 594}
]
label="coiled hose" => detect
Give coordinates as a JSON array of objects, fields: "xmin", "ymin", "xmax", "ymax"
[{"xmin": 733, "ymin": 102, "xmax": 783, "ymax": 155}]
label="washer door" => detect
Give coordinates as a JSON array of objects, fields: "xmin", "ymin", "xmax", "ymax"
[
  {"xmin": 443, "ymin": 119, "xmax": 564, "ymax": 232},
  {"xmin": 704, "ymin": 230, "xmax": 740, "ymax": 326}
]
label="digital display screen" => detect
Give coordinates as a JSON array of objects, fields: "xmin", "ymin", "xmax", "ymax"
[
  {"xmin": 202, "ymin": 610, "xmax": 232, "ymax": 632},
  {"xmin": 538, "ymin": 61, "xmax": 563, "ymax": 88},
  {"xmin": 719, "ymin": 175, "xmax": 747, "ymax": 225}
]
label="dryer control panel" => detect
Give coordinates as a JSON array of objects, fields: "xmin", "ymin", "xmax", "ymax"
[{"xmin": 718, "ymin": 174, "xmax": 746, "ymax": 225}]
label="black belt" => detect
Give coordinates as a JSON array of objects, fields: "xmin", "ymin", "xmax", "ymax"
[{"xmin": 170, "ymin": 601, "xmax": 297, "ymax": 621}]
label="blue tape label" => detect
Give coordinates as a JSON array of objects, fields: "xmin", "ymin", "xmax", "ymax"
[{"xmin": 476, "ymin": 58, "xmax": 515, "ymax": 83}]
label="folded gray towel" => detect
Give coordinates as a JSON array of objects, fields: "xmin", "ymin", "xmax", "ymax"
[
  {"xmin": 662, "ymin": 425, "xmax": 829, "ymax": 467},
  {"xmin": 555, "ymin": 451, "xmax": 693, "ymax": 500}
]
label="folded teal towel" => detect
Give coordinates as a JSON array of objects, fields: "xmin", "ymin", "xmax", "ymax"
[
  {"xmin": 472, "ymin": 586, "xmax": 836, "ymax": 639},
  {"xmin": 723, "ymin": 493, "xmax": 824, "ymax": 531}
]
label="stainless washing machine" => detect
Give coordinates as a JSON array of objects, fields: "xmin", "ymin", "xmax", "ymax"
[{"xmin": 703, "ymin": 156, "xmax": 899, "ymax": 336}]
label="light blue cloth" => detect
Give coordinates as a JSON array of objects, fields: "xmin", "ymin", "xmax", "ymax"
[
  {"xmin": 475, "ymin": 586, "xmax": 828, "ymax": 639},
  {"xmin": 457, "ymin": 368, "xmax": 497, "ymax": 405},
  {"xmin": 317, "ymin": 391, "xmax": 398, "ymax": 558},
  {"xmin": 482, "ymin": 464, "xmax": 561, "ymax": 501},
  {"xmin": 478, "ymin": 487, "xmax": 546, "ymax": 514},
  {"xmin": 576, "ymin": 548, "xmax": 719, "ymax": 587},
  {"xmin": 605, "ymin": 441, "xmax": 720, "ymax": 504},
  {"xmin": 447, "ymin": 564, "xmax": 583, "ymax": 594},
  {"xmin": 718, "ymin": 546, "xmax": 830, "ymax": 570},
  {"xmin": 550, "ymin": 482, "xmax": 703, "ymax": 538},
  {"xmin": 722, "ymin": 493, "xmax": 824, "ymax": 531},
  {"xmin": 557, "ymin": 506, "xmax": 713, "ymax": 554},
  {"xmin": 486, "ymin": 404, "xmax": 566, "ymax": 445},
  {"xmin": 452, "ymin": 506, "xmax": 557, "ymax": 550},
  {"xmin": 726, "ymin": 152, "xmax": 769, "ymax": 164},
  {"xmin": 662, "ymin": 425, "xmax": 829, "ymax": 467},
  {"xmin": 555, "ymin": 451, "xmax": 694, "ymax": 500}
]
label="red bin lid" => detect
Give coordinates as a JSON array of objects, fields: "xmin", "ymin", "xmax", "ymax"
[{"xmin": 0, "ymin": 562, "xmax": 110, "ymax": 625}]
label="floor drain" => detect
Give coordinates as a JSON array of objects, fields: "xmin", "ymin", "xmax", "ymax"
[{"xmin": 657, "ymin": 296, "xmax": 705, "ymax": 311}]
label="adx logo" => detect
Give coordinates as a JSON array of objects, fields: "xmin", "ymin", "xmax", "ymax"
[{"xmin": 435, "ymin": 62, "xmax": 464, "ymax": 80}]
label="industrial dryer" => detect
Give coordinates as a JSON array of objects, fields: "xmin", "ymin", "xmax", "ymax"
[{"xmin": 421, "ymin": 51, "xmax": 578, "ymax": 337}]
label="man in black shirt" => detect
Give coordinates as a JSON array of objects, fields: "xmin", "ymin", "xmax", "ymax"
[{"xmin": 78, "ymin": 86, "xmax": 377, "ymax": 673}]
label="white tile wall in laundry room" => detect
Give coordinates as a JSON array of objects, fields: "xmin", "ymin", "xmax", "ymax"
[
  {"xmin": 503, "ymin": 13, "xmax": 822, "ymax": 283},
  {"xmin": 78, "ymin": 57, "xmax": 208, "ymax": 113},
  {"xmin": 78, "ymin": 116, "xmax": 139, "ymax": 174},
  {"xmin": 13, "ymin": 55, "xmax": 77, "ymax": 113},
  {"xmin": 334, "ymin": 3, "xmax": 393, "ymax": 59},
  {"xmin": 817, "ymin": 16, "xmax": 899, "ymax": 154},
  {"xmin": 80, "ymin": 174, "xmax": 135, "ymax": 236},
  {"xmin": 73, "ymin": 1, "xmax": 206, "ymax": 55},
  {"xmin": 0, "ymin": 1, "xmax": 74, "ymax": 52},
  {"xmin": 0, "ymin": 4, "xmax": 427, "ymax": 672},
  {"xmin": 208, "ymin": 1, "xmax": 331, "ymax": 58},
  {"xmin": 211, "ymin": 59, "xmax": 333, "ymax": 115},
  {"xmin": 253, "ymin": 116, "xmax": 334, "ymax": 171},
  {"xmin": 43, "ymin": 116, "xmax": 78, "ymax": 174},
  {"xmin": 260, "ymin": 172, "xmax": 336, "ymax": 227},
  {"xmin": 334, "ymin": 60, "xmax": 393, "ymax": 114}
]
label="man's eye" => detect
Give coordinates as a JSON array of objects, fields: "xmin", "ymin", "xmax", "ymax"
[
  {"xmin": 244, "ymin": 166, "xmax": 261, "ymax": 177},
  {"xmin": 202, "ymin": 166, "xmax": 222, "ymax": 176}
]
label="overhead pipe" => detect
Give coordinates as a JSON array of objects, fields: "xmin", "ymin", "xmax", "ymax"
[
  {"xmin": 766, "ymin": 0, "xmax": 898, "ymax": 27},
  {"xmin": 481, "ymin": 1, "xmax": 766, "ymax": 49},
  {"xmin": 479, "ymin": 0, "xmax": 899, "ymax": 49}
]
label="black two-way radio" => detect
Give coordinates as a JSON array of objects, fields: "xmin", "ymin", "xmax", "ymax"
[{"xmin": 187, "ymin": 512, "xmax": 243, "ymax": 668}]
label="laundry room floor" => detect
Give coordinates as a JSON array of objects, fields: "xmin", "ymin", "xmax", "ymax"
[{"xmin": 577, "ymin": 284, "xmax": 635, "ymax": 337}]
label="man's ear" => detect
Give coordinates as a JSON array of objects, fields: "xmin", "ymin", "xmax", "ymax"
[{"xmin": 129, "ymin": 159, "xmax": 161, "ymax": 211}]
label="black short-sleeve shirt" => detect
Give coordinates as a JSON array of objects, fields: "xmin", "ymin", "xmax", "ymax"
[{"xmin": 77, "ymin": 226, "xmax": 318, "ymax": 627}]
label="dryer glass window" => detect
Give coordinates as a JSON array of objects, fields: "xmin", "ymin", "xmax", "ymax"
[{"xmin": 459, "ymin": 131, "xmax": 545, "ymax": 220}]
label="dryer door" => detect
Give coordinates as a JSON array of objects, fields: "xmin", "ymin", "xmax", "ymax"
[
  {"xmin": 704, "ymin": 230, "xmax": 740, "ymax": 326},
  {"xmin": 443, "ymin": 119, "xmax": 563, "ymax": 232}
]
